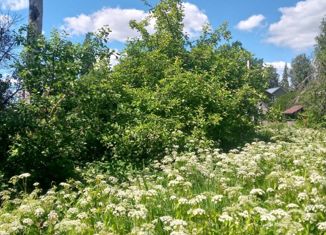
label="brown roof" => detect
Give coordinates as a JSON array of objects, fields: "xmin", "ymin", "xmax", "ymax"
[{"xmin": 283, "ymin": 105, "xmax": 303, "ymax": 115}]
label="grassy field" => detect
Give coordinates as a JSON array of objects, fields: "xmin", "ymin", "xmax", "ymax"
[{"xmin": 0, "ymin": 125, "xmax": 326, "ymax": 234}]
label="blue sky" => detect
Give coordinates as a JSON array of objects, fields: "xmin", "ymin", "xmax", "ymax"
[{"xmin": 1, "ymin": 0, "xmax": 326, "ymax": 74}]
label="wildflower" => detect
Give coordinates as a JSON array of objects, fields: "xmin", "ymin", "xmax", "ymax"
[
  {"xmin": 34, "ymin": 207, "xmax": 45, "ymax": 217},
  {"xmin": 260, "ymin": 213, "xmax": 276, "ymax": 222},
  {"xmin": 59, "ymin": 182, "xmax": 71, "ymax": 188},
  {"xmin": 22, "ymin": 218, "xmax": 33, "ymax": 226},
  {"xmin": 67, "ymin": 207, "xmax": 79, "ymax": 215},
  {"xmin": 189, "ymin": 194, "xmax": 207, "ymax": 205},
  {"xmin": 170, "ymin": 219, "xmax": 188, "ymax": 229},
  {"xmin": 18, "ymin": 205, "xmax": 31, "ymax": 213},
  {"xmin": 170, "ymin": 231, "xmax": 188, "ymax": 235},
  {"xmin": 303, "ymin": 213, "xmax": 317, "ymax": 223},
  {"xmin": 178, "ymin": 197, "xmax": 189, "ymax": 205},
  {"xmin": 250, "ymin": 188, "xmax": 265, "ymax": 197},
  {"xmin": 218, "ymin": 212, "xmax": 233, "ymax": 222},
  {"xmin": 170, "ymin": 195, "xmax": 177, "ymax": 201},
  {"xmin": 298, "ymin": 193, "xmax": 308, "ymax": 201},
  {"xmin": 95, "ymin": 221, "xmax": 104, "ymax": 230},
  {"xmin": 270, "ymin": 209, "xmax": 289, "ymax": 219},
  {"xmin": 18, "ymin": 173, "xmax": 31, "ymax": 179},
  {"xmin": 266, "ymin": 188, "xmax": 274, "ymax": 193},
  {"xmin": 77, "ymin": 212, "xmax": 88, "ymax": 220},
  {"xmin": 48, "ymin": 210, "xmax": 59, "ymax": 224},
  {"xmin": 211, "ymin": 195, "xmax": 223, "ymax": 203},
  {"xmin": 309, "ymin": 172, "xmax": 324, "ymax": 184},
  {"xmin": 317, "ymin": 222, "xmax": 326, "ymax": 231},
  {"xmin": 286, "ymin": 203, "xmax": 299, "ymax": 209},
  {"xmin": 160, "ymin": 216, "xmax": 173, "ymax": 223},
  {"xmin": 187, "ymin": 208, "xmax": 205, "ymax": 216},
  {"xmin": 128, "ymin": 205, "xmax": 148, "ymax": 220},
  {"xmin": 238, "ymin": 210, "xmax": 249, "ymax": 218}
]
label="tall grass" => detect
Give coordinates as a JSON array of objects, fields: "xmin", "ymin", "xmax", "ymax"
[{"xmin": 0, "ymin": 126, "xmax": 326, "ymax": 234}]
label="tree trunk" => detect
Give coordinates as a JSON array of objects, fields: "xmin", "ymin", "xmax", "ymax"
[{"xmin": 28, "ymin": 0, "xmax": 43, "ymax": 35}]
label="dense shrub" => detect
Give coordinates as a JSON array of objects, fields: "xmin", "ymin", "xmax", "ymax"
[{"xmin": 0, "ymin": 0, "xmax": 268, "ymax": 187}]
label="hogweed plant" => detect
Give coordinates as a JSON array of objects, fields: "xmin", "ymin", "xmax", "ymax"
[{"xmin": 0, "ymin": 126, "xmax": 326, "ymax": 234}]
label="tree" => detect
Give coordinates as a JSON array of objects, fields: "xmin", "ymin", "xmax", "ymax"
[
  {"xmin": 28, "ymin": 0, "xmax": 43, "ymax": 36},
  {"xmin": 280, "ymin": 63, "xmax": 289, "ymax": 89},
  {"xmin": 315, "ymin": 18, "xmax": 326, "ymax": 80},
  {"xmin": 264, "ymin": 65, "xmax": 279, "ymax": 88},
  {"xmin": 295, "ymin": 18, "xmax": 326, "ymax": 127},
  {"xmin": 3, "ymin": 0, "xmax": 267, "ymax": 187},
  {"xmin": 290, "ymin": 54, "xmax": 313, "ymax": 89},
  {"xmin": 0, "ymin": 13, "xmax": 21, "ymax": 108}
]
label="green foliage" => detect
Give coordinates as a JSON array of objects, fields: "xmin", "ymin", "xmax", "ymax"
[
  {"xmin": 0, "ymin": 28, "xmax": 113, "ymax": 187},
  {"xmin": 272, "ymin": 91, "xmax": 297, "ymax": 111},
  {"xmin": 297, "ymin": 18, "xmax": 326, "ymax": 127},
  {"xmin": 315, "ymin": 18, "xmax": 326, "ymax": 80},
  {"xmin": 1, "ymin": 0, "xmax": 268, "ymax": 186},
  {"xmin": 266, "ymin": 105, "xmax": 283, "ymax": 122},
  {"xmin": 290, "ymin": 54, "xmax": 313, "ymax": 90},
  {"xmin": 264, "ymin": 65, "xmax": 279, "ymax": 88},
  {"xmin": 0, "ymin": 79, "xmax": 10, "ymax": 110},
  {"xmin": 280, "ymin": 63, "xmax": 289, "ymax": 90}
]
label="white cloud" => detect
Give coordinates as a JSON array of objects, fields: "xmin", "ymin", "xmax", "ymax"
[
  {"xmin": 63, "ymin": 8, "xmax": 147, "ymax": 42},
  {"xmin": 1, "ymin": 0, "xmax": 28, "ymax": 11},
  {"xmin": 63, "ymin": 2, "xmax": 208, "ymax": 42},
  {"xmin": 183, "ymin": 2, "xmax": 209, "ymax": 37},
  {"xmin": 267, "ymin": 0, "xmax": 326, "ymax": 50},
  {"xmin": 265, "ymin": 61, "xmax": 291, "ymax": 76},
  {"xmin": 236, "ymin": 14, "xmax": 265, "ymax": 31}
]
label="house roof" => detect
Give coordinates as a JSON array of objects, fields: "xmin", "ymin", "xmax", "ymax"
[
  {"xmin": 283, "ymin": 105, "xmax": 303, "ymax": 115},
  {"xmin": 266, "ymin": 87, "xmax": 282, "ymax": 95}
]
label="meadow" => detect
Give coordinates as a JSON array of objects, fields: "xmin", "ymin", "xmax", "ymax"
[{"xmin": 0, "ymin": 125, "xmax": 325, "ymax": 234}]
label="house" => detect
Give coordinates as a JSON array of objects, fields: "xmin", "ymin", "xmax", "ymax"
[
  {"xmin": 265, "ymin": 87, "xmax": 287, "ymax": 102},
  {"xmin": 283, "ymin": 105, "xmax": 304, "ymax": 119}
]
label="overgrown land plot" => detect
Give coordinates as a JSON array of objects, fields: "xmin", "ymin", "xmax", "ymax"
[{"xmin": 0, "ymin": 126, "xmax": 325, "ymax": 234}]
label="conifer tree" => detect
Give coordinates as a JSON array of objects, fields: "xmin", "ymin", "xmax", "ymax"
[{"xmin": 280, "ymin": 63, "xmax": 289, "ymax": 90}]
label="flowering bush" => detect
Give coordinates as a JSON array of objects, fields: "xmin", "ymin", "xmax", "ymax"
[{"xmin": 0, "ymin": 126, "xmax": 325, "ymax": 234}]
